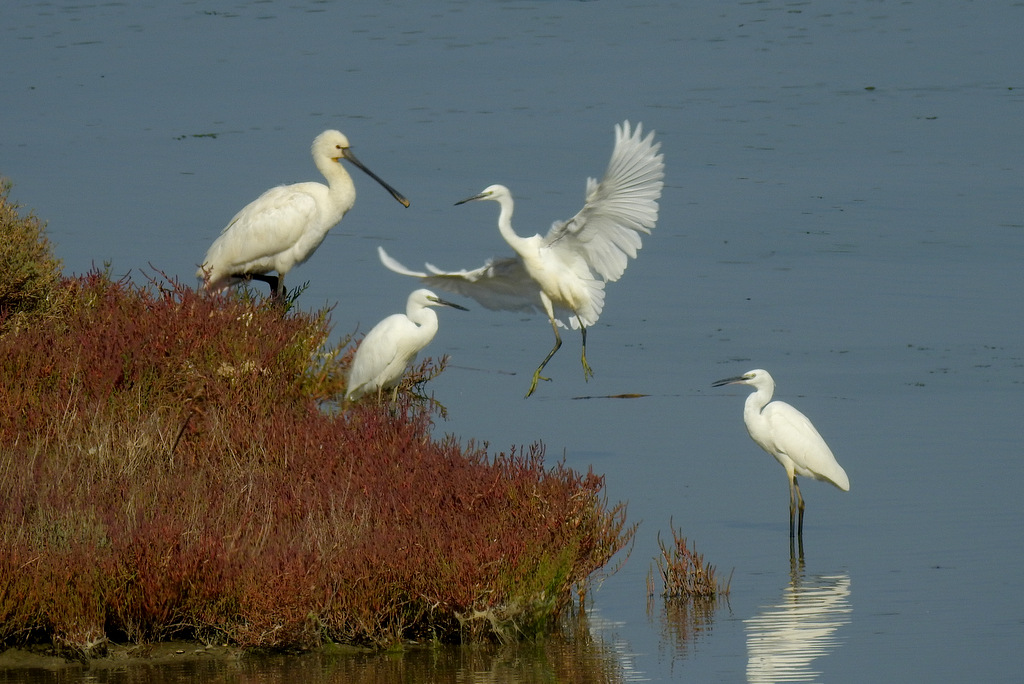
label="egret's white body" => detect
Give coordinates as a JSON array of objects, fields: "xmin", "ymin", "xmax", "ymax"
[
  {"xmin": 378, "ymin": 121, "xmax": 664, "ymax": 396},
  {"xmin": 197, "ymin": 129, "xmax": 409, "ymax": 298},
  {"xmin": 346, "ymin": 289, "xmax": 468, "ymax": 401},
  {"xmin": 712, "ymin": 369, "xmax": 849, "ymax": 538}
]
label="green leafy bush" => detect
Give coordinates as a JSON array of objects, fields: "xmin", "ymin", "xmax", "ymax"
[{"xmin": 0, "ymin": 178, "xmax": 65, "ymax": 330}]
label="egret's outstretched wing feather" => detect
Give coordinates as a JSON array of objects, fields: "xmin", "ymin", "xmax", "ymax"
[
  {"xmin": 544, "ymin": 121, "xmax": 664, "ymax": 283},
  {"xmin": 378, "ymin": 246, "xmax": 544, "ymax": 315},
  {"xmin": 376, "ymin": 245, "xmax": 430, "ymax": 278}
]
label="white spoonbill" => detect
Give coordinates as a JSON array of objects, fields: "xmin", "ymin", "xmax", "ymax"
[
  {"xmin": 712, "ymin": 369, "xmax": 850, "ymax": 538},
  {"xmin": 378, "ymin": 120, "xmax": 663, "ymax": 397},
  {"xmin": 346, "ymin": 289, "xmax": 468, "ymax": 402},
  {"xmin": 197, "ymin": 129, "xmax": 409, "ymax": 298}
]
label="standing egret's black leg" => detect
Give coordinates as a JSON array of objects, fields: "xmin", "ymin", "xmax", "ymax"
[
  {"xmin": 789, "ymin": 534, "xmax": 805, "ymax": 569},
  {"xmin": 788, "ymin": 476, "xmax": 798, "ymax": 539},
  {"xmin": 795, "ymin": 478, "xmax": 805, "ymax": 538}
]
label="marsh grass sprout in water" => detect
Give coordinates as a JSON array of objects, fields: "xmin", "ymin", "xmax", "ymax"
[{"xmin": 654, "ymin": 523, "xmax": 731, "ymax": 600}]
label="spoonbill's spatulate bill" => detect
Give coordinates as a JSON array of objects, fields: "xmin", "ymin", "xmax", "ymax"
[
  {"xmin": 197, "ymin": 129, "xmax": 409, "ymax": 299},
  {"xmin": 712, "ymin": 369, "xmax": 850, "ymax": 538},
  {"xmin": 346, "ymin": 288, "xmax": 468, "ymax": 402},
  {"xmin": 378, "ymin": 120, "xmax": 664, "ymax": 397}
]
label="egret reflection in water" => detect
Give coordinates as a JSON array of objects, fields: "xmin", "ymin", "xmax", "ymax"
[{"xmin": 745, "ymin": 571, "xmax": 851, "ymax": 683}]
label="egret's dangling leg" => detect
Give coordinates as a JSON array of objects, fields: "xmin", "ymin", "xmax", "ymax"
[
  {"xmin": 527, "ymin": 315, "xmax": 562, "ymax": 398},
  {"xmin": 527, "ymin": 296, "xmax": 594, "ymax": 396},
  {"xmin": 580, "ymin": 325, "xmax": 593, "ymax": 381}
]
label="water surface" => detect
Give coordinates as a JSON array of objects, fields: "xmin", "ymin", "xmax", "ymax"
[{"xmin": 2, "ymin": 0, "xmax": 1022, "ymax": 681}]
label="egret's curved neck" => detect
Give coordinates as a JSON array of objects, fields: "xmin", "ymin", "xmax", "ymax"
[
  {"xmin": 494, "ymin": 194, "xmax": 528, "ymax": 252},
  {"xmin": 407, "ymin": 306, "xmax": 439, "ymax": 332},
  {"xmin": 744, "ymin": 383, "xmax": 774, "ymax": 417}
]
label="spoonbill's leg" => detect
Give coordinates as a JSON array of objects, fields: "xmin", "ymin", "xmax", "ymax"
[{"xmin": 235, "ymin": 272, "xmax": 285, "ymax": 299}]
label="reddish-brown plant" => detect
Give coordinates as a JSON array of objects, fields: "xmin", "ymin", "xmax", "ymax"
[
  {"xmin": 0, "ymin": 239, "xmax": 632, "ymax": 655},
  {"xmin": 654, "ymin": 523, "xmax": 730, "ymax": 600}
]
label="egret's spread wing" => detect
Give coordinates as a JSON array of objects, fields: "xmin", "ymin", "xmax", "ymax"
[
  {"xmin": 378, "ymin": 246, "xmax": 545, "ymax": 316},
  {"xmin": 544, "ymin": 121, "xmax": 664, "ymax": 283}
]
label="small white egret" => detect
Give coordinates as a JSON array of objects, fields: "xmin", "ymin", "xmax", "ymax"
[
  {"xmin": 197, "ymin": 129, "xmax": 409, "ymax": 298},
  {"xmin": 345, "ymin": 288, "xmax": 468, "ymax": 402},
  {"xmin": 712, "ymin": 369, "xmax": 850, "ymax": 538},
  {"xmin": 378, "ymin": 121, "xmax": 664, "ymax": 397}
]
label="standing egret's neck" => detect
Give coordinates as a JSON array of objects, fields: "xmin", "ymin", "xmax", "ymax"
[
  {"xmin": 407, "ymin": 303, "xmax": 438, "ymax": 330},
  {"xmin": 407, "ymin": 307, "xmax": 440, "ymax": 353},
  {"xmin": 744, "ymin": 380, "xmax": 775, "ymax": 417}
]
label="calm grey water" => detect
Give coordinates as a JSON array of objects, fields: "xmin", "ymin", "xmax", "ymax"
[{"xmin": 3, "ymin": 0, "xmax": 1023, "ymax": 681}]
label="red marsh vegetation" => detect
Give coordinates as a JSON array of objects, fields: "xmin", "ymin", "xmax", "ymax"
[{"xmin": 0, "ymin": 180, "xmax": 634, "ymax": 658}]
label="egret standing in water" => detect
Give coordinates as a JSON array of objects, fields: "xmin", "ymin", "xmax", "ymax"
[
  {"xmin": 346, "ymin": 289, "xmax": 468, "ymax": 402},
  {"xmin": 378, "ymin": 121, "xmax": 664, "ymax": 397},
  {"xmin": 197, "ymin": 129, "xmax": 409, "ymax": 298},
  {"xmin": 712, "ymin": 369, "xmax": 850, "ymax": 538}
]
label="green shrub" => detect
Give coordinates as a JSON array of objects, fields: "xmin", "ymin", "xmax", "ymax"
[{"xmin": 0, "ymin": 178, "xmax": 65, "ymax": 330}]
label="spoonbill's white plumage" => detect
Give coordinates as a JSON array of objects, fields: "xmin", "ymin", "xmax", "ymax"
[
  {"xmin": 345, "ymin": 289, "xmax": 468, "ymax": 402},
  {"xmin": 712, "ymin": 369, "xmax": 850, "ymax": 538},
  {"xmin": 378, "ymin": 120, "xmax": 664, "ymax": 397},
  {"xmin": 197, "ymin": 129, "xmax": 409, "ymax": 298}
]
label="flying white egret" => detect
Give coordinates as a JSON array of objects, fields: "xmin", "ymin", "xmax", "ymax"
[
  {"xmin": 378, "ymin": 120, "xmax": 664, "ymax": 397},
  {"xmin": 712, "ymin": 369, "xmax": 850, "ymax": 538},
  {"xmin": 345, "ymin": 288, "xmax": 468, "ymax": 402},
  {"xmin": 197, "ymin": 129, "xmax": 409, "ymax": 298}
]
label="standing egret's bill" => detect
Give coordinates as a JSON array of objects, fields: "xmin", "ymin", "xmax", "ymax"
[
  {"xmin": 197, "ymin": 129, "xmax": 409, "ymax": 299},
  {"xmin": 378, "ymin": 120, "xmax": 664, "ymax": 397},
  {"xmin": 346, "ymin": 289, "xmax": 468, "ymax": 402},
  {"xmin": 712, "ymin": 369, "xmax": 850, "ymax": 538}
]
